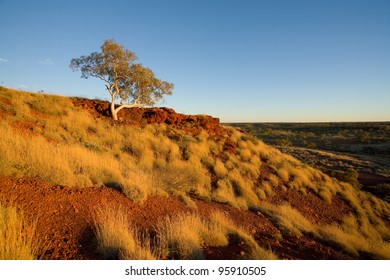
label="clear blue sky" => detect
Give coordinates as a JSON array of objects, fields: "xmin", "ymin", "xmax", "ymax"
[{"xmin": 1, "ymin": 0, "xmax": 389, "ymax": 122}]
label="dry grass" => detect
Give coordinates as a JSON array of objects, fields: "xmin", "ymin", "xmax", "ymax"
[
  {"xmin": 0, "ymin": 123, "xmax": 132, "ymax": 192},
  {"xmin": 0, "ymin": 203, "xmax": 38, "ymax": 260},
  {"xmin": 94, "ymin": 208, "xmax": 275, "ymax": 260},
  {"xmin": 156, "ymin": 212, "xmax": 277, "ymax": 260},
  {"xmin": 256, "ymin": 202, "xmax": 316, "ymax": 237},
  {"xmin": 208, "ymin": 211, "xmax": 277, "ymax": 260},
  {"xmin": 156, "ymin": 214, "xmax": 207, "ymax": 259},
  {"xmin": 319, "ymin": 189, "xmax": 333, "ymax": 204},
  {"xmin": 214, "ymin": 160, "xmax": 228, "ymax": 178},
  {"xmin": 318, "ymin": 221, "xmax": 390, "ymax": 259},
  {"xmin": 93, "ymin": 206, "xmax": 156, "ymax": 260}
]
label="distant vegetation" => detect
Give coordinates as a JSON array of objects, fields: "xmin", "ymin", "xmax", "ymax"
[
  {"xmin": 227, "ymin": 122, "xmax": 390, "ymax": 201},
  {"xmin": 227, "ymin": 122, "xmax": 390, "ymax": 154}
]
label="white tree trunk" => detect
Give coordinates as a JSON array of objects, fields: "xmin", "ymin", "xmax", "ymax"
[
  {"xmin": 110, "ymin": 92, "xmax": 119, "ymax": 121},
  {"xmin": 109, "ymin": 88, "xmax": 144, "ymax": 121}
]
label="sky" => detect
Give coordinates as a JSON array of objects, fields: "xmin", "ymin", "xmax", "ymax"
[{"xmin": 0, "ymin": 0, "xmax": 389, "ymax": 122}]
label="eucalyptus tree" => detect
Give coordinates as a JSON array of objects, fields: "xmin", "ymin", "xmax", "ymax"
[{"xmin": 70, "ymin": 39, "xmax": 174, "ymax": 120}]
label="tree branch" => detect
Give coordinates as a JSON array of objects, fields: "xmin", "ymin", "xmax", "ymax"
[{"xmin": 114, "ymin": 103, "xmax": 142, "ymax": 112}]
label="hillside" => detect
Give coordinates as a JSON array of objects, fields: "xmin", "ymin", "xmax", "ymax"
[
  {"xmin": 0, "ymin": 86, "xmax": 389, "ymax": 260},
  {"xmin": 227, "ymin": 122, "xmax": 390, "ymax": 202}
]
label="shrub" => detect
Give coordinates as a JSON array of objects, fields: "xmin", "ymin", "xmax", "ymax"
[
  {"xmin": 267, "ymin": 174, "xmax": 279, "ymax": 188},
  {"xmin": 255, "ymin": 189, "xmax": 267, "ymax": 200}
]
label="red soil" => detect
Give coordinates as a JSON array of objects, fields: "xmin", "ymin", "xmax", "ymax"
[{"xmin": 0, "ymin": 176, "xmax": 355, "ymax": 260}]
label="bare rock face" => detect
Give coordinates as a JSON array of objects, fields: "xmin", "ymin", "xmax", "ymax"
[{"xmin": 119, "ymin": 107, "xmax": 222, "ymax": 135}]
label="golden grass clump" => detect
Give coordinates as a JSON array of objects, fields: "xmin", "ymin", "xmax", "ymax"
[
  {"xmin": 317, "ymin": 222, "xmax": 390, "ymax": 259},
  {"xmin": 255, "ymin": 188, "xmax": 267, "ymax": 200},
  {"xmin": 277, "ymin": 168, "xmax": 290, "ymax": 183},
  {"xmin": 214, "ymin": 160, "xmax": 228, "ymax": 178},
  {"xmin": 93, "ymin": 207, "xmax": 156, "ymax": 260},
  {"xmin": 227, "ymin": 170, "xmax": 259, "ymax": 209},
  {"xmin": 152, "ymin": 160, "xmax": 211, "ymax": 201},
  {"xmin": 267, "ymin": 174, "xmax": 279, "ymax": 188},
  {"xmin": 214, "ymin": 179, "xmax": 239, "ymax": 207},
  {"xmin": 318, "ymin": 224, "xmax": 370, "ymax": 257},
  {"xmin": 319, "ymin": 189, "xmax": 333, "ymax": 204},
  {"xmin": 256, "ymin": 202, "xmax": 316, "ymax": 237},
  {"xmin": 239, "ymin": 149, "xmax": 252, "ymax": 162},
  {"xmin": 208, "ymin": 211, "xmax": 277, "ymax": 260},
  {"xmin": 0, "ymin": 204, "xmax": 38, "ymax": 260},
  {"xmin": 157, "ymin": 214, "xmax": 208, "ymax": 259},
  {"xmin": 258, "ymin": 181, "xmax": 274, "ymax": 197},
  {"xmin": 157, "ymin": 212, "xmax": 277, "ymax": 260}
]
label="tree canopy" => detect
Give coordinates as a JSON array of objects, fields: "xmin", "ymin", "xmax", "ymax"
[{"xmin": 70, "ymin": 39, "xmax": 174, "ymax": 120}]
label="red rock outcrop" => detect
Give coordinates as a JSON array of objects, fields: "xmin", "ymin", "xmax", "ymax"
[{"xmin": 73, "ymin": 98, "xmax": 225, "ymax": 136}]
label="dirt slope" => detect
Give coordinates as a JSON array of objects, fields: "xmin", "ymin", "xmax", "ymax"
[{"xmin": 0, "ymin": 176, "xmax": 354, "ymax": 260}]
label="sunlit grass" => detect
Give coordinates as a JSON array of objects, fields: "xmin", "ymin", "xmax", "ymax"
[
  {"xmin": 156, "ymin": 212, "xmax": 277, "ymax": 260},
  {"xmin": 93, "ymin": 206, "xmax": 156, "ymax": 260},
  {"xmin": 0, "ymin": 204, "xmax": 38, "ymax": 260}
]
